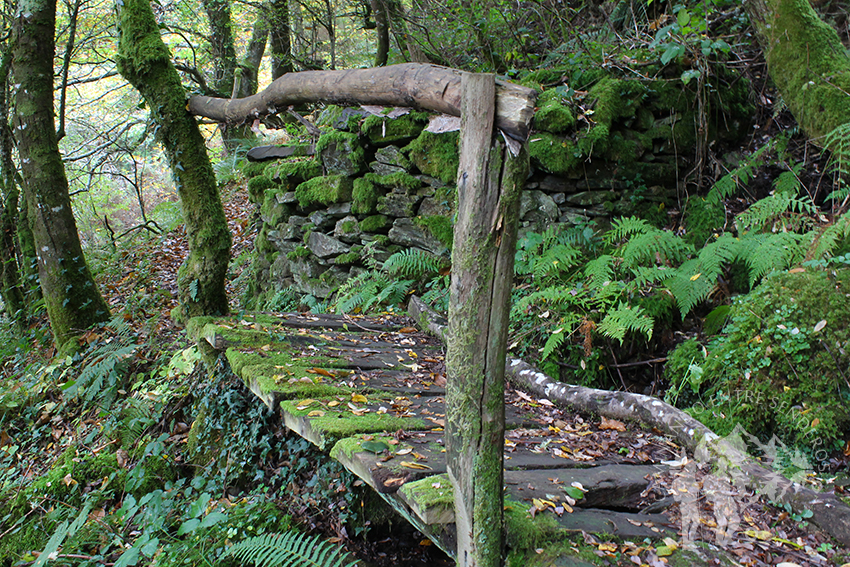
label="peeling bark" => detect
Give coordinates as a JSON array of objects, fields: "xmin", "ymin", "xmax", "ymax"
[{"xmin": 187, "ymin": 63, "xmax": 538, "ymax": 140}]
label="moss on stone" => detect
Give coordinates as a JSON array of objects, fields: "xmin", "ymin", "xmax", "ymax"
[
  {"xmin": 503, "ymin": 497, "xmax": 560, "ymax": 552},
  {"xmin": 405, "ymin": 131, "xmax": 459, "ymax": 184},
  {"xmin": 265, "ymin": 158, "xmax": 322, "ymax": 183},
  {"xmin": 533, "ymin": 89, "xmax": 576, "ymax": 133},
  {"xmin": 287, "ymin": 246, "xmax": 312, "ymax": 260},
  {"xmin": 247, "ymin": 175, "xmax": 275, "ymax": 203},
  {"xmin": 361, "ymin": 110, "xmax": 429, "ymax": 145},
  {"xmin": 255, "ymin": 225, "xmax": 276, "ymax": 255},
  {"xmin": 334, "ymin": 251, "xmax": 360, "ymax": 265},
  {"xmin": 295, "ymin": 175, "xmax": 354, "ymax": 208},
  {"xmin": 241, "ymin": 160, "xmax": 268, "ymax": 179},
  {"xmin": 398, "ymin": 472, "xmax": 454, "ymax": 512},
  {"xmin": 528, "ymin": 132, "xmax": 581, "ymax": 175},
  {"xmin": 261, "ymin": 189, "xmax": 291, "ymax": 226},
  {"xmin": 364, "ymin": 171, "xmax": 423, "ymax": 192},
  {"xmin": 415, "ymin": 215, "xmax": 454, "ymax": 248},
  {"xmin": 315, "ymin": 130, "xmax": 367, "ymax": 175},
  {"xmin": 359, "ymin": 214, "xmax": 390, "ymax": 233},
  {"xmin": 352, "ymin": 178, "xmax": 384, "ymax": 214}
]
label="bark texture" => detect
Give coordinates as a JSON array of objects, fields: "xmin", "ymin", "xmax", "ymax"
[
  {"xmin": 269, "ymin": 0, "xmax": 293, "ymax": 79},
  {"xmin": 446, "ymin": 72, "xmax": 528, "ymax": 567},
  {"xmin": 12, "ymin": 0, "xmax": 110, "ymax": 350},
  {"xmin": 745, "ymin": 0, "xmax": 850, "ymax": 140},
  {"xmin": 187, "ymin": 63, "xmax": 538, "ymax": 140},
  {"xmin": 371, "ymin": 0, "xmax": 389, "ymax": 67},
  {"xmin": 116, "ymin": 0, "xmax": 231, "ymax": 322},
  {"xmin": 201, "ymin": 0, "xmax": 238, "ymax": 97}
]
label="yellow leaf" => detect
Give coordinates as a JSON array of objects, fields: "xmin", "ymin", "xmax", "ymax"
[
  {"xmin": 296, "ymin": 399, "xmax": 316, "ymax": 410},
  {"xmin": 351, "ymin": 393, "xmax": 368, "ymax": 404},
  {"xmin": 400, "ymin": 461, "xmax": 432, "ymax": 470},
  {"xmin": 328, "ymin": 400, "xmax": 340, "ymax": 407},
  {"xmin": 811, "ymin": 418, "xmax": 820, "ymax": 428},
  {"xmin": 307, "ymin": 410, "xmax": 325, "ymax": 417},
  {"xmin": 690, "ymin": 273, "xmax": 701, "ymax": 281},
  {"xmin": 598, "ymin": 543, "xmax": 617, "ymax": 552},
  {"xmin": 744, "ymin": 529, "xmax": 772, "ymax": 540}
]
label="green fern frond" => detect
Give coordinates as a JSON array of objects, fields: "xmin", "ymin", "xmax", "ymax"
[
  {"xmin": 512, "ymin": 285, "xmax": 585, "ymax": 316},
  {"xmin": 825, "ymin": 122, "xmax": 850, "ymax": 177},
  {"xmin": 665, "ymin": 259, "xmax": 718, "ymax": 318},
  {"xmin": 224, "ymin": 531, "xmax": 356, "ymax": 567},
  {"xmin": 533, "ymin": 243, "xmax": 582, "ymax": 281},
  {"xmin": 706, "ymin": 141, "xmax": 774, "ymax": 205},
  {"xmin": 598, "ymin": 302, "xmax": 653, "ymax": 344},
  {"xmin": 696, "ymin": 233, "xmax": 741, "ymax": 279},
  {"xmin": 619, "ymin": 229, "xmax": 692, "ymax": 268},
  {"xmin": 584, "ymin": 255, "xmax": 615, "ymax": 290},
  {"xmin": 604, "ymin": 216, "xmax": 652, "ymax": 245},
  {"xmin": 740, "ymin": 232, "xmax": 805, "ymax": 287},
  {"xmin": 736, "ymin": 184, "xmax": 815, "ymax": 233},
  {"xmin": 383, "ymin": 249, "xmax": 443, "ymax": 279},
  {"xmin": 810, "ymin": 215, "xmax": 850, "ymax": 259}
]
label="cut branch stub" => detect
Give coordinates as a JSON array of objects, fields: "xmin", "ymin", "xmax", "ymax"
[{"xmin": 187, "ymin": 63, "xmax": 538, "ymax": 140}]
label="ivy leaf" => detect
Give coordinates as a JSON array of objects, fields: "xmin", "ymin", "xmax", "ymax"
[{"xmin": 677, "ymin": 8, "xmax": 690, "ymax": 28}]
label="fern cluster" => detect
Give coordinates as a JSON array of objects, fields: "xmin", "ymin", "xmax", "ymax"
[{"xmin": 224, "ymin": 531, "xmax": 357, "ymax": 567}]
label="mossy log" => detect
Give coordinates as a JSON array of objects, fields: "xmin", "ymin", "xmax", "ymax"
[
  {"xmin": 187, "ymin": 63, "xmax": 538, "ymax": 140},
  {"xmin": 745, "ymin": 0, "xmax": 850, "ymax": 140}
]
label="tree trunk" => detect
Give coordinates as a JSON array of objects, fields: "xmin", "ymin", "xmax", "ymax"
[
  {"xmin": 446, "ymin": 72, "xmax": 528, "ymax": 567},
  {"xmin": 201, "ymin": 0, "xmax": 238, "ymax": 97},
  {"xmin": 745, "ymin": 0, "xmax": 850, "ymax": 141},
  {"xmin": 116, "ymin": 0, "xmax": 231, "ymax": 323},
  {"xmin": 0, "ymin": 42, "xmax": 25, "ymax": 327},
  {"xmin": 269, "ymin": 0, "xmax": 293, "ymax": 79},
  {"xmin": 12, "ymin": 0, "xmax": 110, "ymax": 351},
  {"xmin": 371, "ymin": 0, "xmax": 389, "ymax": 67},
  {"xmin": 187, "ymin": 63, "xmax": 538, "ymax": 140},
  {"xmin": 233, "ymin": 7, "xmax": 270, "ymax": 99}
]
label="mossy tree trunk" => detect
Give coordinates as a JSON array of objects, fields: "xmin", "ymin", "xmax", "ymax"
[
  {"xmin": 371, "ymin": 0, "xmax": 389, "ymax": 67},
  {"xmin": 201, "ymin": 0, "xmax": 237, "ymax": 97},
  {"xmin": 0, "ymin": 43, "xmax": 25, "ymax": 327},
  {"xmin": 12, "ymin": 0, "xmax": 110, "ymax": 350},
  {"xmin": 745, "ymin": 0, "xmax": 850, "ymax": 141},
  {"xmin": 269, "ymin": 0, "xmax": 293, "ymax": 79},
  {"xmin": 116, "ymin": 0, "xmax": 231, "ymax": 323},
  {"xmin": 233, "ymin": 7, "xmax": 270, "ymax": 99},
  {"xmin": 446, "ymin": 72, "xmax": 529, "ymax": 567}
]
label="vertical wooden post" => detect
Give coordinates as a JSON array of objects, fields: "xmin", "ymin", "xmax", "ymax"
[{"xmin": 446, "ymin": 72, "xmax": 529, "ymax": 566}]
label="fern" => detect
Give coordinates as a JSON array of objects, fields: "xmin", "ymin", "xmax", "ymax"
[
  {"xmin": 739, "ymin": 232, "xmax": 805, "ymax": 287},
  {"xmin": 809, "ymin": 214, "xmax": 850, "ymax": 259},
  {"xmin": 706, "ymin": 140, "xmax": 775, "ymax": 205},
  {"xmin": 383, "ymin": 249, "xmax": 443, "ymax": 279},
  {"xmin": 665, "ymin": 259, "xmax": 718, "ymax": 317},
  {"xmin": 619, "ymin": 228, "xmax": 692, "ymax": 268},
  {"xmin": 540, "ymin": 314, "xmax": 582, "ymax": 360},
  {"xmin": 597, "ymin": 302, "xmax": 653, "ymax": 344},
  {"xmin": 533, "ymin": 243, "xmax": 582, "ymax": 281},
  {"xmin": 604, "ymin": 216, "xmax": 652, "ymax": 245},
  {"xmin": 584, "ymin": 255, "xmax": 615, "ymax": 290},
  {"xmin": 223, "ymin": 531, "xmax": 357, "ymax": 567}
]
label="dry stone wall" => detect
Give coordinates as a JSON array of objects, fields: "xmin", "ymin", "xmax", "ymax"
[{"xmin": 242, "ymin": 73, "xmax": 751, "ymax": 306}]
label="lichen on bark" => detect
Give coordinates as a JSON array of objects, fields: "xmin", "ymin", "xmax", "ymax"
[{"xmin": 116, "ymin": 0, "xmax": 231, "ymax": 322}]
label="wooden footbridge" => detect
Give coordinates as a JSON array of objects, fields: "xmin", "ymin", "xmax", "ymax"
[{"xmin": 188, "ymin": 310, "xmax": 686, "ymax": 564}]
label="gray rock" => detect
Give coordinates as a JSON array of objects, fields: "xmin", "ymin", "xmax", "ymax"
[
  {"xmin": 308, "ymin": 210, "xmax": 336, "ymax": 231},
  {"xmin": 370, "ymin": 162, "xmax": 407, "ymax": 176},
  {"xmin": 320, "ymin": 134, "xmax": 365, "ymax": 176},
  {"xmin": 375, "ymin": 145, "xmax": 411, "ymax": 169},
  {"xmin": 266, "ymin": 232, "xmax": 298, "ymax": 254},
  {"xmin": 377, "ymin": 191, "xmax": 422, "ymax": 217},
  {"xmin": 270, "ymin": 253, "xmax": 292, "ymax": 281},
  {"xmin": 417, "ymin": 196, "xmax": 453, "ymax": 217},
  {"xmin": 279, "ymin": 216, "xmax": 309, "ymax": 240},
  {"xmin": 326, "ymin": 202, "xmax": 352, "ymax": 217},
  {"xmin": 247, "ymin": 144, "xmax": 315, "ymax": 162},
  {"xmin": 519, "ymin": 190, "xmax": 559, "ymax": 228},
  {"xmin": 565, "ymin": 190, "xmax": 619, "ymax": 206},
  {"xmin": 278, "ymin": 191, "xmax": 298, "ymax": 204},
  {"xmin": 388, "ymin": 218, "xmax": 448, "ymax": 256},
  {"xmin": 334, "ymin": 215, "xmax": 362, "ymax": 244},
  {"xmin": 307, "ymin": 231, "xmax": 351, "ymax": 259}
]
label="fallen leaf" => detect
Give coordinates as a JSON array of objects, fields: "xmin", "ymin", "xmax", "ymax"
[
  {"xmin": 307, "ymin": 367, "xmax": 335, "ymax": 377},
  {"xmin": 296, "ymin": 399, "xmax": 316, "ymax": 410},
  {"xmin": 814, "ymin": 319, "xmax": 827, "ymax": 333},
  {"xmin": 351, "ymin": 393, "xmax": 368, "ymax": 404},
  {"xmin": 398, "ymin": 327, "xmax": 418, "ymax": 333},
  {"xmin": 400, "ymin": 461, "xmax": 432, "ymax": 470},
  {"xmin": 599, "ymin": 417, "xmax": 626, "ymax": 431},
  {"xmin": 307, "ymin": 410, "xmax": 325, "ymax": 417}
]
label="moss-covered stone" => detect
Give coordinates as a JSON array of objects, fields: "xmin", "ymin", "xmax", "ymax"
[
  {"xmin": 247, "ymin": 175, "xmax": 275, "ymax": 203},
  {"xmin": 261, "ymin": 189, "xmax": 292, "ymax": 226},
  {"xmin": 364, "ymin": 171, "xmax": 423, "ymax": 192},
  {"xmin": 405, "ymin": 131, "xmax": 459, "ymax": 184},
  {"xmin": 352, "ymin": 178, "xmax": 384, "ymax": 215},
  {"xmin": 241, "ymin": 160, "xmax": 268, "ymax": 179},
  {"xmin": 295, "ymin": 175, "xmax": 354, "ymax": 208},
  {"xmin": 316, "ymin": 130, "xmax": 366, "ymax": 176},
  {"xmin": 361, "ymin": 110, "xmax": 429, "ymax": 145},
  {"xmin": 415, "ymin": 215, "xmax": 454, "ymax": 248},
  {"xmin": 359, "ymin": 214, "xmax": 390, "ymax": 233},
  {"xmin": 265, "ymin": 158, "xmax": 322, "ymax": 184},
  {"xmin": 528, "ymin": 132, "xmax": 581, "ymax": 175},
  {"xmin": 287, "ymin": 246, "xmax": 312, "ymax": 260},
  {"xmin": 533, "ymin": 89, "xmax": 575, "ymax": 133}
]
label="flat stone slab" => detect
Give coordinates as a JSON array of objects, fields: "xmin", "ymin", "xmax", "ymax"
[
  {"xmin": 246, "ymin": 144, "xmax": 315, "ymax": 161},
  {"xmin": 504, "ymin": 464, "xmax": 666, "ymax": 509}
]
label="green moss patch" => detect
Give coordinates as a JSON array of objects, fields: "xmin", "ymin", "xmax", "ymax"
[
  {"xmin": 364, "ymin": 171, "xmax": 423, "ymax": 192},
  {"xmin": 415, "ymin": 215, "xmax": 453, "ymax": 248},
  {"xmin": 360, "ymin": 214, "xmax": 390, "ymax": 233},
  {"xmin": 361, "ymin": 111, "xmax": 429, "ymax": 145},
  {"xmin": 533, "ymin": 89, "xmax": 575, "ymax": 133},
  {"xmin": 265, "ymin": 158, "xmax": 322, "ymax": 183},
  {"xmin": 295, "ymin": 175, "xmax": 354, "ymax": 208},
  {"xmin": 405, "ymin": 131, "xmax": 459, "ymax": 184},
  {"xmin": 528, "ymin": 132, "xmax": 580, "ymax": 175},
  {"xmin": 352, "ymin": 178, "xmax": 385, "ymax": 214},
  {"xmin": 247, "ymin": 175, "xmax": 275, "ymax": 203}
]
